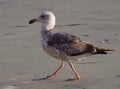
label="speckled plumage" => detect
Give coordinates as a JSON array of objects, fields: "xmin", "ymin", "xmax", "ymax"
[
  {"xmin": 40, "ymin": 30, "xmax": 96, "ymax": 62},
  {"xmin": 29, "ymin": 11, "xmax": 114, "ymax": 81}
]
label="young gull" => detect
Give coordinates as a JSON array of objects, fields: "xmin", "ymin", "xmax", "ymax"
[{"xmin": 29, "ymin": 11, "xmax": 114, "ymax": 81}]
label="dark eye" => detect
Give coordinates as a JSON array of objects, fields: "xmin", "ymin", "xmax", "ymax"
[
  {"xmin": 40, "ymin": 15, "xmax": 48, "ymax": 19},
  {"xmin": 40, "ymin": 15, "xmax": 45, "ymax": 18}
]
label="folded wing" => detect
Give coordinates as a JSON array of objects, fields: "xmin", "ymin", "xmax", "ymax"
[{"xmin": 47, "ymin": 32, "xmax": 96, "ymax": 56}]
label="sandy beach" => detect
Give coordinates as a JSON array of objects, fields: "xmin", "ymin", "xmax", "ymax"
[{"xmin": 0, "ymin": 0, "xmax": 120, "ymax": 89}]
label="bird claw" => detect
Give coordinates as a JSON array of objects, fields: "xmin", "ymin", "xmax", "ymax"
[
  {"xmin": 42, "ymin": 75, "xmax": 56, "ymax": 80},
  {"xmin": 32, "ymin": 78, "xmax": 43, "ymax": 81},
  {"xmin": 66, "ymin": 77, "xmax": 80, "ymax": 81},
  {"xmin": 32, "ymin": 74, "xmax": 57, "ymax": 81}
]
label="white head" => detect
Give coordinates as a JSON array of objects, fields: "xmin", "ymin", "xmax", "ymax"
[{"xmin": 29, "ymin": 11, "xmax": 56, "ymax": 31}]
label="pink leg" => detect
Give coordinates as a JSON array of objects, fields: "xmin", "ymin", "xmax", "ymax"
[
  {"xmin": 43, "ymin": 61, "xmax": 64, "ymax": 79},
  {"xmin": 67, "ymin": 62, "xmax": 80, "ymax": 81}
]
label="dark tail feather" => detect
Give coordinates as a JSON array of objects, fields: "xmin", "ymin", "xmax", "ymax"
[{"xmin": 95, "ymin": 47, "xmax": 115, "ymax": 54}]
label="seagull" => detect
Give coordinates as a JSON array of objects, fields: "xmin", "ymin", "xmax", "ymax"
[{"xmin": 29, "ymin": 11, "xmax": 114, "ymax": 81}]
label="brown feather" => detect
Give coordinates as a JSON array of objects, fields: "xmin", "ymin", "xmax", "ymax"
[
  {"xmin": 47, "ymin": 32, "xmax": 96, "ymax": 56},
  {"xmin": 95, "ymin": 47, "xmax": 115, "ymax": 54}
]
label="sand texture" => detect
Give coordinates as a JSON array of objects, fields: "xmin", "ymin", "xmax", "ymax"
[{"xmin": 0, "ymin": 0, "xmax": 120, "ymax": 89}]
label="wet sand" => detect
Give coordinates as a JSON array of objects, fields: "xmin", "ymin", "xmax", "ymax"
[{"xmin": 0, "ymin": 0, "xmax": 120, "ymax": 89}]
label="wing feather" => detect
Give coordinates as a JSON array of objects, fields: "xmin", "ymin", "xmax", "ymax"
[{"xmin": 47, "ymin": 32, "xmax": 95, "ymax": 56}]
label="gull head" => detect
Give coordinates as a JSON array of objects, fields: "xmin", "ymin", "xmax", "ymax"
[{"xmin": 29, "ymin": 11, "xmax": 56, "ymax": 30}]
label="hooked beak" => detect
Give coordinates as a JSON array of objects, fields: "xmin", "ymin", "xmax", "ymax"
[{"xmin": 29, "ymin": 18, "xmax": 40, "ymax": 24}]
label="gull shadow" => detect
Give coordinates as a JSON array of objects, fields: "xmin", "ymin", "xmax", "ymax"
[{"xmin": 31, "ymin": 77, "xmax": 80, "ymax": 82}]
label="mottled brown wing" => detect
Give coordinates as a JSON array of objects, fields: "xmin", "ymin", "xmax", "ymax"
[{"xmin": 47, "ymin": 32, "xmax": 95, "ymax": 56}]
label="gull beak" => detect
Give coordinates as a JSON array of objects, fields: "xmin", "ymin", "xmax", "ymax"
[{"xmin": 29, "ymin": 18, "xmax": 40, "ymax": 24}]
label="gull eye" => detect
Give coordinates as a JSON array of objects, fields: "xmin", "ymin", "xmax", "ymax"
[
  {"xmin": 40, "ymin": 15, "xmax": 45, "ymax": 18},
  {"xmin": 40, "ymin": 15, "xmax": 48, "ymax": 19}
]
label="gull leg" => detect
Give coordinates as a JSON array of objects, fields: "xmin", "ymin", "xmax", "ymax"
[
  {"xmin": 43, "ymin": 61, "xmax": 64, "ymax": 79},
  {"xmin": 67, "ymin": 62, "xmax": 80, "ymax": 81}
]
